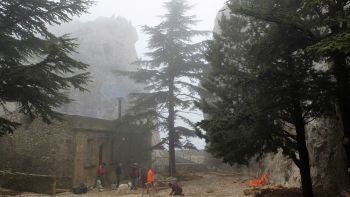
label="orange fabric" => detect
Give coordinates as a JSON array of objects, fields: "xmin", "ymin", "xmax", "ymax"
[
  {"xmin": 248, "ymin": 172, "xmax": 269, "ymax": 187},
  {"xmin": 147, "ymin": 168, "xmax": 155, "ymax": 183}
]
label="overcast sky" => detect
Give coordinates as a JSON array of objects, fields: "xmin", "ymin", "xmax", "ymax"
[
  {"xmin": 76, "ymin": 0, "xmax": 227, "ymax": 149},
  {"xmin": 79, "ymin": 0, "xmax": 227, "ymax": 58}
]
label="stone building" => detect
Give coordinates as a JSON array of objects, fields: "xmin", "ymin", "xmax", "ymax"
[{"xmin": 0, "ymin": 113, "xmax": 152, "ymax": 189}]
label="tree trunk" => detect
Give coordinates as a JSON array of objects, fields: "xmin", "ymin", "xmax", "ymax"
[
  {"xmin": 168, "ymin": 77, "xmax": 176, "ymax": 176},
  {"xmin": 293, "ymin": 99, "xmax": 314, "ymax": 197},
  {"xmin": 332, "ymin": 52, "xmax": 350, "ymax": 165},
  {"xmin": 329, "ymin": 2, "xmax": 350, "ymax": 166}
]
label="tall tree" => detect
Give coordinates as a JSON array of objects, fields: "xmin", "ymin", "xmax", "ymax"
[
  {"xmin": 119, "ymin": 0, "xmax": 206, "ymax": 176},
  {"xmin": 230, "ymin": 0, "xmax": 350, "ymax": 164},
  {"xmin": 0, "ymin": 0, "xmax": 93, "ymax": 136},
  {"xmin": 303, "ymin": 0, "xmax": 350, "ymax": 163},
  {"xmin": 198, "ymin": 1, "xmax": 333, "ymax": 196}
]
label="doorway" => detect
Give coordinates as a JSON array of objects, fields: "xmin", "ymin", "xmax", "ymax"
[{"xmin": 99, "ymin": 144, "xmax": 104, "ymax": 164}]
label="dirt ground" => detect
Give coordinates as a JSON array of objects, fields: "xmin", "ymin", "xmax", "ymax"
[
  {"xmin": 1, "ymin": 172, "xmax": 249, "ymax": 197},
  {"xmin": 0, "ymin": 172, "xmax": 339, "ymax": 197}
]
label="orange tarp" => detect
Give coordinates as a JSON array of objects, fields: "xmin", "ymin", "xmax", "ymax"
[{"xmin": 248, "ymin": 172, "xmax": 269, "ymax": 187}]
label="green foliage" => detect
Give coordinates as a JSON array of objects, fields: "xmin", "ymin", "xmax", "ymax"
[
  {"xmin": 118, "ymin": 0, "xmax": 207, "ymax": 151},
  {"xmin": 308, "ymin": 32, "xmax": 350, "ymax": 54},
  {"xmin": 199, "ymin": 1, "xmax": 349, "ymax": 195},
  {"xmin": 302, "ymin": 0, "xmax": 350, "ymax": 56},
  {"xmin": 199, "ymin": 0, "xmax": 333, "ymax": 168},
  {"xmin": 0, "ymin": 0, "xmax": 93, "ymax": 136}
]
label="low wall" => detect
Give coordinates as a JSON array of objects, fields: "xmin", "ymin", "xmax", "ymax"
[
  {"xmin": 156, "ymin": 164, "xmax": 209, "ymax": 174},
  {"xmin": 56, "ymin": 176, "xmax": 73, "ymax": 189},
  {"xmin": 0, "ymin": 171, "xmax": 56, "ymax": 195},
  {"xmin": 176, "ymin": 164, "xmax": 208, "ymax": 173}
]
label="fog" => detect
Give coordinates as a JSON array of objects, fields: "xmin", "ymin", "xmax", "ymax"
[
  {"xmin": 65, "ymin": 0, "xmax": 227, "ymax": 150},
  {"xmin": 2, "ymin": 1, "xmax": 348, "ymax": 195},
  {"xmin": 78, "ymin": 0, "xmax": 227, "ymax": 58}
]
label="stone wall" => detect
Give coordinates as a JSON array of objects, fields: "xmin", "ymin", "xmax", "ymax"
[
  {"xmin": 72, "ymin": 129, "xmax": 111, "ymax": 187},
  {"xmin": 0, "ymin": 113, "xmax": 152, "ymax": 190},
  {"xmin": 0, "ymin": 171, "xmax": 56, "ymax": 195},
  {"xmin": 0, "ymin": 113, "xmax": 75, "ymax": 188}
]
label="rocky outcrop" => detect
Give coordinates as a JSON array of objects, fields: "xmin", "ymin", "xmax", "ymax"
[
  {"xmin": 306, "ymin": 117, "xmax": 349, "ymax": 190},
  {"xmin": 51, "ymin": 16, "xmax": 141, "ymax": 119},
  {"xmin": 263, "ymin": 117, "xmax": 349, "ymax": 190}
]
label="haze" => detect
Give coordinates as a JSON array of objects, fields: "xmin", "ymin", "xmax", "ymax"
[
  {"xmin": 71, "ymin": 0, "xmax": 227, "ymax": 149},
  {"xmin": 79, "ymin": 0, "xmax": 227, "ymax": 57}
]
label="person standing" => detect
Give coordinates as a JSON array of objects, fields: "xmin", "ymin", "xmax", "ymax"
[
  {"xmin": 116, "ymin": 162, "xmax": 123, "ymax": 187},
  {"xmin": 145, "ymin": 165, "xmax": 156, "ymax": 195},
  {"xmin": 129, "ymin": 163, "xmax": 139, "ymax": 190},
  {"xmin": 141, "ymin": 166, "xmax": 147, "ymax": 187},
  {"xmin": 147, "ymin": 166, "xmax": 155, "ymax": 185},
  {"xmin": 97, "ymin": 162, "xmax": 106, "ymax": 186}
]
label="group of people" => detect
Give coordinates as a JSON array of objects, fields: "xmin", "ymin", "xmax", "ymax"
[
  {"xmin": 97, "ymin": 162, "xmax": 155, "ymax": 190},
  {"xmin": 128, "ymin": 162, "xmax": 155, "ymax": 190},
  {"xmin": 97, "ymin": 162, "xmax": 183, "ymax": 195}
]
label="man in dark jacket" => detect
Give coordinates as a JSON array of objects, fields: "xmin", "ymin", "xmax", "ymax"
[
  {"xmin": 129, "ymin": 163, "xmax": 139, "ymax": 190},
  {"xmin": 116, "ymin": 162, "xmax": 123, "ymax": 187}
]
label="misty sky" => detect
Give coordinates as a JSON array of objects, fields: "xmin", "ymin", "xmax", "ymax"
[
  {"xmin": 76, "ymin": 0, "xmax": 227, "ymax": 149},
  {"xmin": 79, "ymin": 0, "xmax": 227, "ymax": 57}
]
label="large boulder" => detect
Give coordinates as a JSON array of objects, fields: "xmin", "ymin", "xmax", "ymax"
[{"xmin": 306, "ymin": 118, "xmax": 349, "ymax": 190}]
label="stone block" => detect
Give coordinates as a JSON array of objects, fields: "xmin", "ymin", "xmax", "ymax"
[{"xmin": 0, "ymin": 171, "xmax": 56, "ymax": 195}]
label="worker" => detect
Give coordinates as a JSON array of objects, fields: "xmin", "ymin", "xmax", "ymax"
[
  {"xmin": 97, "ymin": 162, "xmax": 106, "ymax": 186},
  {"xmin": 129, "ymin": 162, "xmax": 139, "ymax": 190},
  {"xmin": 147, "ymin": 165, "xmax": 155, "ymax": 185},
  {"xmin": 169, "ymin": 182, "xmax": 183, "ymax": 196}
]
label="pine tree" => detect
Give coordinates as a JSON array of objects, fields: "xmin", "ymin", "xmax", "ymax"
[
  {"xmin": 0, "ymin": 0, "xmax": 93, "ymax": 136},
  {"xmin": 231, "ymin": 0, "xmax": 350, "ymax": 165},
  {"xmin": 119, "ymin": 0, "xmax": 206, "ymax": 176},
  {"xmin": 303, "ymin": 0, "xmax": 350, "ymax": 164},
  {"xmin": 198, "ymin": 1, "xmax": 333, "ymax": 196}
]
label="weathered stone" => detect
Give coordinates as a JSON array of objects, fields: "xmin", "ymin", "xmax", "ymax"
[
  {"xmin": 52, "ymin": 17, "xmax": 141, "ymax": 120},
  {"xmin": 0, "ymin": 113, "xmax": 152, "ymax": 191},
  {"xmin": 0, "ymin": 171, "xmax": 56, "ymax": 195},
  {"xmin": 243, "ymin": 189, "xmax": 254, "ymax": 196},
  {"xmin": 306, "ymin": 118, "xmax": 349, "ymax": 191}
]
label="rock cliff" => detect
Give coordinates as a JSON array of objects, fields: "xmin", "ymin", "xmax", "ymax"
[{"xmin": 51, "ymin": 16, "xmax": 141, "ymax": 119}]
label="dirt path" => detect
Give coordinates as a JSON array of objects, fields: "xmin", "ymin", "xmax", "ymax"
[
  {"xmin": 13, "ymin": 172, "xmax": 249, "ymax": 197},
  {"xmin": 5, "ymin": 172, "xmax": 337, "ymax": 197}
]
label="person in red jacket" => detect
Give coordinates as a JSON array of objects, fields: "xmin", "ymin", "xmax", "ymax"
[{"xmin": 97, "ymin": 162, "xmax": 106, "ymax": 186}]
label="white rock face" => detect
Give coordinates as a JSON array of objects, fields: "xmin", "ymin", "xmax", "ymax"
[
  {"xmin": 261, "ymin": 151, "xmax": 301, "ymax": 187},
  {"xmin": 265, "ymin": 117, "xmax": 349, "ymax": 190},
  {"xmin": 51, "ymin": 16, "xmax": 141, "ymax": 119},
  {"xmin": 259, "ymin": 116, "xmax": 349, "ymax": 189},
  {"xmin": 306, "ymin": 117, "xmax": 349, "ymax": 190}
]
